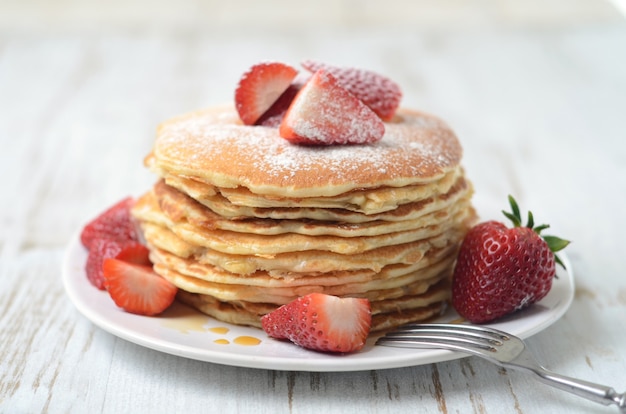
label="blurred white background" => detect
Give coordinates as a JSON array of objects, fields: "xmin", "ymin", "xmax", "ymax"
[{"xmin": 1, "ymin": 0, "xmax": 622, "ymax": 31}]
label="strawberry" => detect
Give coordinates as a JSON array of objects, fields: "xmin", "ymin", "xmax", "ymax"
[
  {"xmin": 103, "ymin": 252, "xmax": 177, "ymax": 316},
  {"xmin": 85, "ymin": 239, "xmax": 144, "ymax": 290},
  {"xmin": 80, "ymin": 197, "xmax": 139, "ymax": 249},
  {"xmin": 234, "ymin": 62, "xmax": 298, "ymax": 125},
  {"xmin": 451, "ymin": 196, "xmax": 570, "ymax": 323},
  {"xmin": 261, "ymin": 293, "xmax": 371, "ymax": 353},
  {"xmin": 279, "ymin": 69, "xmax": 385, "ymax": 145},
  {"xmin": 301, "ymin": 60, "xmax": 402, "ymax": 121},
  {"xmin": 256, "ymin": 73, "xmax": 309, "ymax": 127},
  {"xmin": 115, "ymin": 242, "xmax": 151, "ymax": 265}
]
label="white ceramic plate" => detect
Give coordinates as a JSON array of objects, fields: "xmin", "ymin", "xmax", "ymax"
[{"xmin": 63, "ymin": 234, "xmax": 574, "ymax": 372}]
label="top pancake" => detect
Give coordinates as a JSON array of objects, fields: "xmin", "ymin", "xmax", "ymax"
[{"xmin": 148, "ymin": 105, "xmax": 463, "ymax": 198}]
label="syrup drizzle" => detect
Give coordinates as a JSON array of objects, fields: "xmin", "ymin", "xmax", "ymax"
[{"xmin": 159, "ymin": 304, "xmax": 261, "ymax": 346}]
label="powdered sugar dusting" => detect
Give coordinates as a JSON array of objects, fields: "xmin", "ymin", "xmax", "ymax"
[
  {"xmin": 154, "ymin": 106, "xmax": 462, "ymax": 197},
  {"xmin": 301, "ymin": 60, "xmax": 402, "ymax": 121},
  {"xmin": 281, "ymin": 70, "xmax": 384, "ymax": 145}
]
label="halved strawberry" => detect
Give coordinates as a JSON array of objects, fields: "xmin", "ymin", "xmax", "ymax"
[
  {"xmin": 235, "ymin": 62, "xmax": 298, "ymax": 125},
  {"xmin": 301, "ymin": 60, "xmax": 402, "ymax": 121},
  {"xmin": 256, "ymin": 73, "xmax": 309, "ymax": 127},
  {"xmin": 279, "ymin": 69, "xmax": 385, "ymax": 145},
  {"xmin": 261, "ymin": 293, "xmax": 371, "ymax": 353},
  {"xmin": 103, "ymin": 258, "xmax": 177, "ymax": 316},
  {"xmin": 80, "ymin": 197, "xmax": 139, "ymax": 249},
  {"xmin": 86, "ymin": 239, "xmax": 135, "ymax": 289},
  {"xmin": 115, "ymin": 242, "xmax": 151, "ymax": 265}
]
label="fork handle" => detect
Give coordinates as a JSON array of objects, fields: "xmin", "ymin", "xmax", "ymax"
[{"xmin": 532, "ymin": 367, "xmax": 626, "ymax": 411}]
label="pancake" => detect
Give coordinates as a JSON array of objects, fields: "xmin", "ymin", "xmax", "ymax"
[
  {"xmin": 161, "ymin": 167, "xmax": 462, "ymax": 214},
  {"xmin": 154, "ymin": 263, "xmax": 448, "ymax": 304},
  {"xmin": 162, "ymin": 172, "xmax": 473, "ymax": 222},
  {"xmin": 140, "ymin": 221, "xmax": 460, "ymax": 275},
  {"xmin": 147, "ymin": 105, "xmax": 463, "ymax": 198},
  {"xmin": 153, "ymin": 178, "xmax": 473, "ymax": 237},
  {"xmin": 134, "ymin": 104, "xmax": 476, "ymax": 333},
  {"xmin": 149, "ymin": 244, "xmax": 457, "ymax": 290},
  {"xmin": 134, "ymin": 190, "xmax": 475, "ymax": 256}
]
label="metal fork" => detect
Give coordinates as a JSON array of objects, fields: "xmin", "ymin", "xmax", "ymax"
[{"xmin": 376, "ymin": 323, "xmax": 625, "ymax": 411}]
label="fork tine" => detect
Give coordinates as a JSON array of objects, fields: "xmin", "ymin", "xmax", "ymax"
[
  {"xmin": 391, "ymin": 323, "xmax": 511, "ymax": 342},
  {"xmin": 376, "ymin": 334, "xmax": 500, "ymax": 357},
  {"xmin": 375, "ymin": 323, "xmax": 512, "ymax": 356},
  {"xmin": 378, "ymin": 333, "xmax": 500, "ymax": 353}
]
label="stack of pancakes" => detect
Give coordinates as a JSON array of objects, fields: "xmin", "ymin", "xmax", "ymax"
[{"xmin": 132, "ymin": 105, "xmax": 476, "ymax": 332}]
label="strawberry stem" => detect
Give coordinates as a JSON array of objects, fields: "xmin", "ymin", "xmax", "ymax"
[
  {"xmin": 503, "ymin": 195, "xmax": 571, "ymax": 269},
  {"xmin": 527, "ymin": 210, "xmax": 535, "ymax": 229},
  {"xmin": 543, "ymin": 235, "xmax": 570, "ymax": 253},
  {"xmin": 534, "ymin": 224, "xmax": 550, "ymax": 234},
  {"xmin": 502, "ymin": 195, "xmax": 522, "ymax": 227}
]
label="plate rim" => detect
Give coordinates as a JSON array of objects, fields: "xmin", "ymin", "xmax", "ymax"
[{"xmin": 63, "ymin": 232, "xmax": 575, "ymax": 372}]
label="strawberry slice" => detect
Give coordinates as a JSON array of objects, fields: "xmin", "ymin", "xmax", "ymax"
[
  {"xmin": 115, "ymin": 242, "xmax": 151, "ymax": 265},
  {"xmin": 103, "ymin": 256, "xmax": 177, "ymax": 316},
  {"xmin": 261, "ymin": 293, "xmax": 371, "ymax": 353},
  {"xmin": 256, "ymin": 73, "xmax": 309, "ymax": 127},
  {"xmin": 301, "ymin": 60, "xmax": 402, "ymax": 121},
  {"xmin": 86, "ymin": 239, "xmax": 134, "ymax": 289},
  {"xmin": 279, "ymin": 69, "xmax": 385, "ymax": 145},
  {"xmin": 80, "ymin": 197, "xmax": 139, "ymax": 249},
  {"xmin": 235, "ymin": 62, "xmax": 298, "ymax": 125}
]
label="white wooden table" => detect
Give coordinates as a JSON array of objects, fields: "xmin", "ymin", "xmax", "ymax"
[{"xmin": 2, "ymin": 1, "xmax": 625, "ymax": 413}]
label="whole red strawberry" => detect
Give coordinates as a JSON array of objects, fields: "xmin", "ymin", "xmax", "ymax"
[{"xmin": 452, "ymin": 196, "xmax": 569, "ymax": 323}]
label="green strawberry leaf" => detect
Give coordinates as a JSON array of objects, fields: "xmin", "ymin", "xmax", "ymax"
[
  {"xmin": 543, "ymin": 235, "xmax": 570, "ymax": 253},
  {"xmin": 504, "ymin": 195, "xmax": 522, "ymax": 227},
  {"xmin": 502, "ymin": 195, "xmax": 570, "ymax": 270},
  {"xmin": 527, "ymin": 210, "xmax": 535, "ymax": 230}
]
